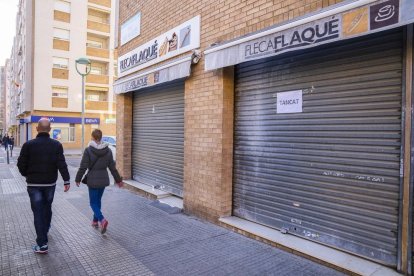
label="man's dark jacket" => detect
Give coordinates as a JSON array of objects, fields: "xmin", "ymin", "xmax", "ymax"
[{"xmin": 17, "ymin": 132, "xmax": 70, "ymax": 185}]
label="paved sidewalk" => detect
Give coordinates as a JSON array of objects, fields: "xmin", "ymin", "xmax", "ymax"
[{"xmin": 0, "ymin": 149, "xmax": 344, "ymax": 275}]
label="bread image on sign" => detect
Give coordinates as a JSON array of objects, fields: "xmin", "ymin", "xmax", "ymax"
[
  {"xmin": 342, "ymin": 7, "xmax": 368, "ymax": 37},
  {"xmin": 159, "ymin": 37, "xmax": 169, "ymax": 57}
]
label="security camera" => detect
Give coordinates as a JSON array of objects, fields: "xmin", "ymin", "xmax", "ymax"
[{"xmin": 191, "ymin": 50, "xmax": 202, "ymax": 64}]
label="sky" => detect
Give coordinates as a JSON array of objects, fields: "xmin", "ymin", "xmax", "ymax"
[{"xmin": 0, "ymin": 0, "xmax": 18, "ymax": 67}]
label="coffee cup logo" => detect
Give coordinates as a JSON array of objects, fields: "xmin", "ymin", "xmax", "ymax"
[
  {"xmin": 375, "ymin": 5, "xmax": 395, "ymax": 22},
  {"xmin": 370, "ymin": 0, "xmax": 399, "ymax": 30}
]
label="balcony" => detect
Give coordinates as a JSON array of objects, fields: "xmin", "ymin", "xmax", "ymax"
[
  {"xmin": 54, "ymin": 10, "xmax": 70, "ymax": 23},
  {"xmin": 52, "ymin": 97, "xmax": 68, "ymax": 108},
  {"xmin": 53, "ymin": 39, "xmax": 70, "ymax": 51},
  {"xmin": 85, "ymin": 100, "xmax": 109, "ymax": 110},
  {"xmin": 87, "ymin": 47, "xmax": 109, "ymax": 59},
  {"xmin": 88, "ymin": 0, "xmax": 111, "ymax": 8},
  {"xmin": 86, "ymin": 74, "xmax": 109, "ymax": 84},
  {"xmin": 52, "ymin": 68, "xmax": 69, "ymax": 79},
  {"xmin": 87, "ymin": 20, "xmax": 110, "ymax": 33}
]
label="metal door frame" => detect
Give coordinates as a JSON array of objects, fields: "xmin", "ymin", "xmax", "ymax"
[{"xmin": 400, "ymin": 24, "xmax": 414, "ymax": 275}]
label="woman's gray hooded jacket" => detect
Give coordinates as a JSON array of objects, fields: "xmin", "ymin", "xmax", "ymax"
[{"xmin": 75, "ymin": 141, "xmax": 122, "ymax": 188}]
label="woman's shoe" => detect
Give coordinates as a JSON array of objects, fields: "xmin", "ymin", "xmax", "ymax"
[
  {"xmin": 92, "ymin": 220, "xmax": 99, "ymax": 228},
  {"xmin": 100, "ymin": 219, "xmax": 108, "ymax": 234}
]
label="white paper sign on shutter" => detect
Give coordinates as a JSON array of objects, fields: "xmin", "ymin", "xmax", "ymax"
[{"xmin": 277, "ymin": 90, "xmax": 303, "ymax": 114}]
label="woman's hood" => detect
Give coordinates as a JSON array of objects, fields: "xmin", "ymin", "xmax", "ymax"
[{"xmin": 88, "ymin": 141, "xmax": 110, "ymax": 156}]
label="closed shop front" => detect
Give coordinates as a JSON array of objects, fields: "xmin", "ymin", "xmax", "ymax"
[
  {"xmin": 115, "ymin": 16, "xmax": 200, "ymax": 198},
  {"xmin": 117, "ymin": 0, "xmax": 414, "ymax": 272},
  {"xmin": 233, "ymin": 29, "xmax": 403, "ymax": 265},
  {"xmin": 132, "ymin": 82, "xmax": 185, "ymax": 196}
]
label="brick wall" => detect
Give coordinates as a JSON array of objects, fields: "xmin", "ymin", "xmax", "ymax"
[
  {"xmin": 115, "ymin": 93, "xmax": 132, "ymax": 179},
  {"xmin": 118, "ymin": 0, "xmax": 345, "ymax": 222}
]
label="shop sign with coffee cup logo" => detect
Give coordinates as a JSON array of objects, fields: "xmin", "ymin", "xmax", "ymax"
[{"xmin": 119, "ymin": 16, "xmax": 200, "ymax": 78}]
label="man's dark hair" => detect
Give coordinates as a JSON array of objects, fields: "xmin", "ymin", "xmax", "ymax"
[{"xmin": 92, "ymin": 129, "xmax": 102, "ymax": 142}]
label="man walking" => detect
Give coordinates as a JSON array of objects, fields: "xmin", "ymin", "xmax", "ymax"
[
  {"xmin": 2, "ymin": 135, "xmax": 8, "ymax": 150},
  {"xmin": 17, "ymin": 118, "xmax": 70, "ymax": 254}
]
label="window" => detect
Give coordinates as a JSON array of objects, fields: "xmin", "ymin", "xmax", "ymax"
[
  {"xmin": 69, "ymin": 123, "xmax": 75, "ymax": 141},
  {"xmin": 87, "ymin": 94, "xmax": 100, "ymax": 101},
  {"xmin": 52, "ymin": 86, "xmax": 68, "ymax": 98},
  {"xmin": 114, "ymin": 62, "xmax": 118, "ymax": 77},
  {"xmin": 88, "ymin": 9, "xmax": 110, "ymax": 24},
  {"xmin": 86, "ymin": 87, "xmax": 108, "ymax": 102},
  {"xmin": 54, "ymin": 0, "xmax": 70, "ymax": 13},
  {"xmin": 53, "ymin": 57, "xmax": 69, "ymax": 69},
  {"xmin": 91, "ymin": 66, "xmax": 103, "ymax": 75},
  {"xmin": 90, "ymin": 62, "xmax": 108, "ymax": 75},
  {"xmin": 53, "ymin": 28, "xmax": 70, "ymax": 40},
  {"xmin": 86, "ymin": 89, "xmax": 108, "ymax": 101},
  {"xmin": 51, "ymin": 125, "xmax": 75, "ymax": 142},
  {"xmin": 87, "ymin": 40, "xmax": 103, "ymax": 48}
]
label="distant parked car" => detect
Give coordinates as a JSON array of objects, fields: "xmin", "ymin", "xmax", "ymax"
[{"xmin": 102, "ymin": 135, "xmax": 116, "ymax": 158}]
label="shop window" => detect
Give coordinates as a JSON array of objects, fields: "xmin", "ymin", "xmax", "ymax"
[
  {"xmin": 52, "ymin": 86, "xmax": 68, "ymax": 98},
  {"xmin": 51, "ymin": 126, "xmax": 75, "ymax": 142},
  {"xmin": 69, "ymin": 124, "xmax": 75, "ymax": 142}
]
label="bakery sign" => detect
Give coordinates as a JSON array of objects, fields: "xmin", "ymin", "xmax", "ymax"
[
  {"xmin": 244, "ymin": 16, "xmax": 340, "ymax": 60},
  {"xmin": 205, "ymin": 0, "xmax": 414, "ymax": 71},
  {"xmin": 118, "ymin": 16, "xmax": 200, "ymax": 78}
]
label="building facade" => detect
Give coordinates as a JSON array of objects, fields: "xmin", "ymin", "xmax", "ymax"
[
  {"xmin": 116, "ymin": 0, "xmax": 414, "ymax": 273},
  {"xmin": 4, "ymin": 58, "xmax": 16, "ymax": 138},
  {"xmin": 8, "ymin": 0, "xmax": 118, "ymax": 149},
  {"xmin": 0, "ymin": 67, "xmax": 5, "ymax": 136}
]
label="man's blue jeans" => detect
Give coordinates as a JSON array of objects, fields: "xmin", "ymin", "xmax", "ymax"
[
  {"xmin": 27, "ymin": 186, "xmax": 56, "ymax": 246},
  {"xmin": 88, "ymin": 187, "xmax": 105, "ymax": 222}
]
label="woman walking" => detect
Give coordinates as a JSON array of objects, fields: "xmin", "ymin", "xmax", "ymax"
[{"xmin": 75, "ymin": 129, "xmax": 123, "ymax": 234}]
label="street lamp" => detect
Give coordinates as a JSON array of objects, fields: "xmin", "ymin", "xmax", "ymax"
[{"xmin": 75, "ymin": 57, "xmax": 91, "ymax": 153}]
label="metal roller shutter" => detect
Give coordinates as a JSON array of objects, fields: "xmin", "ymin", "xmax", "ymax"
[
  {"xmin": 233, "ymin": 29, "xmax": 403, "ymax": 266},
  {"xmin": 132, "ymin": 82, "xmax": 184, "ymax": 196}
]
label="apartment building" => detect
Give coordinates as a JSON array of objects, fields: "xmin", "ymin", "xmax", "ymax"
[
  {"xmin": 0, "ymin": 67, "xmax": 5, "ymax": 136},
  {"xmin": 4, "ymin": 58, "xmax": 16, "ymax": 139},
  {"xmin": 10, "ymin": 0, "xmax": 117, "ymax": 149}
]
